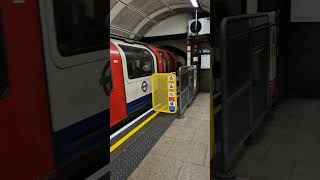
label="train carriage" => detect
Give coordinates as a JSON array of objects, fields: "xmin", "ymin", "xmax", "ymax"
[
  {"xmin": 0, "ymin": 1, "xmax": 180, "ymax": 179},
  {"xmin": 0, "ymin": 1, "xmax": 108, "ymax": 179},
  {"xmin": 109, "ymin": 38, "xmax": 179, "ymax": 130}
]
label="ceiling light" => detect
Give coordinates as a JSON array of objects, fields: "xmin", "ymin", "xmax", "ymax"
[{"xmin": 190, "ymin": 0, "xmax": 199, "ymax": 8}]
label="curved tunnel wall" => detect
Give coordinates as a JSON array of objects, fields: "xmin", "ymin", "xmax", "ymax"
[{"xmin": 110, "ymin": 0, "xmax": 210, "ymax": 40}]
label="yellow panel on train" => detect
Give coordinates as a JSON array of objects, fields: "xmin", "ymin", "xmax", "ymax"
[{"xmin": 151, "ymin": 73, "xmax": 177, "ymax": 113}]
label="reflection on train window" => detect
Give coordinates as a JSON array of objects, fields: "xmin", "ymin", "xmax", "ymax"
[
  {"xmin": 0, "ymin": 13, "xmax": 8, "ymax": 98},
  {"xmin": 53, "ymin": 0, "xmax": 108, "ymax": 56},
  {"xmin": 119, "ymin": 45, "xmax": 154, "ymax": 79},
  {"xmin": 159, "ymin": 51, "xmax": 167, "ymax": 73}
]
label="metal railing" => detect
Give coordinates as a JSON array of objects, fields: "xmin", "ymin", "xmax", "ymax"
[
  {"xmin": 178, "ymin": 65, "xmax": 197, "ymax": 117},
  {"xmin": 214, "ymin": 12, "xmax": 277, "ymax": 176}
]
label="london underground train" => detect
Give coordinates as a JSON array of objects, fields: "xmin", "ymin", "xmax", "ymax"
[
  {"xmin": 0, "ymin": 1, "xmax": 108, "ymax": 179},
  {"xmin": 109, "ymin": 38, "xmax": 179, "ymax": 130},
  {"xmin": 0, "ymin": 1, "xmax": 180, "ymax": 179}
]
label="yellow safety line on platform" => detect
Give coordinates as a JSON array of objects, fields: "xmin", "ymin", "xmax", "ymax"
[{"xmin": 110, "ymin": 111, "xmax": 160, "ymax": 153}]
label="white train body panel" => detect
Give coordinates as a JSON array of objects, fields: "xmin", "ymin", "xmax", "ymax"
[
  {"xmin": 38, "ymin": 0, "xmax": 108, "ymax": 163},
  {"xmin": 111, "ymin": 39, "xmax": 158, "ymax": 106}
]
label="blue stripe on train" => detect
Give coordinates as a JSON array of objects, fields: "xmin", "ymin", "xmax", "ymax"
[
  {"xmin": 53, "ymin": 94, "xmax": 152, "ymax": 164},
  {"xmin": 127, "ymin": 94, "xmax": 152, "ymax": 114},
  {"xmin": 53, "ymin": 109, "xmax": 109, "ymax": 164}
]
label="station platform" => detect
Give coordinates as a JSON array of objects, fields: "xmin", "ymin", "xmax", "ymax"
[
  {"xmin": 232, "ymin": 99, "xmax": 320, "ymax": 180},
  {"xmin": 108, "ymin": 93, "xmax": 210, "ymax": 180}
]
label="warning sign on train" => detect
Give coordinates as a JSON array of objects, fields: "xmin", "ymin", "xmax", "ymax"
[{"xmin": 168, "ymin": 92, "xmax": 175, "ymax": 97}]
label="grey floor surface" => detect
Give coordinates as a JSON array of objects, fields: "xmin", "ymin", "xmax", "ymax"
[
  {"xmin": 129, "ymin": 93, "xmax": 210, "ymax": 180},
  {"xmin": 235, "ymin": 98, "xmax": 320, "ymax": 180}
]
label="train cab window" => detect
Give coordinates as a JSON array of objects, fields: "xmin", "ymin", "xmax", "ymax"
[
  {"xmin": 53, "ymin": 0, "xmax": 108, "ymax": 56},
  {"xmin": 119, "ymin": 45, "xmax": 154, "ymax": 79},
  {"xmin": 0, "ymin": 14, "xmax": 8, "ymax": 99},
  {"xmin": 159, "ymin": 51, "xmax": 168, "ymax": 73}
]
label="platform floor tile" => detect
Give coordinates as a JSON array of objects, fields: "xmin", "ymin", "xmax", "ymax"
[
  {"xmin": 129, "ymin": 93, "xmax": 210, "ymax": 180},
  {"xmin": 234, "ymin": 98, "xmax": 320, "ymax": 180}
]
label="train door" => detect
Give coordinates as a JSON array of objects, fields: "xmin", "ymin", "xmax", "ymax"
[
  {"xmin": 0, "ymin": 7, "xmax": 11, "ymax": 177},
  {"xmin": 109, "ymin": 41, "xmax": 127, "ymax": 127},
  {"xmin": 166, "ymin": 51, "xmax": 176, "ymax": 73},
  {"xmin": 38, "ymin": 0, "xmax": 108, "ymax": 175},
  {"xmin": 0, "ymin": 9, "xmax": 7, "ymax": 102},
  {"xmin": 148, "ymin": 46, "xmax": 165, "ymax": 73},
  {"xmin": 159, "ymin": 50, "xmax": 169, "ymax": 73},
  {"xmin": 113, "ymin": 40, "xmax": 157, "ymax": 114},
  {"xmin": 0, "ymin": 2, "xmax": 55, "ymax": 179}
]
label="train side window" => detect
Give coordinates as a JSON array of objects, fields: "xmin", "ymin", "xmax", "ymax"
[
  {"xmin": 53, "ymin": 0, "xmax": 108, "ymax": 56},
  {"xmin": 119, "ymin": 45, "xmax": 154, "ymax": 79},
  {"xmin": 159, "ymin": 51, "xmax": 167, "ymax": 73},
  {"xmin": 0, "ymin": 13, "xmax": 8, "ymax": 99}
]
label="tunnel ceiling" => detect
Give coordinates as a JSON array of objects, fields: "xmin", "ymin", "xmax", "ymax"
[{"xmin": 110, "ymin": 0, "xmax": 210, "ymax": 39}]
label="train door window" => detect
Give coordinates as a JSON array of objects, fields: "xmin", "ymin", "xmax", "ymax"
[
  {"xmin": 168, "ymin": 53, "xmax": 175, "ymax": 72},
  {"xmin": 118, "ymin": 45, "xmax": 154, "ymax": 79},
  {"xmin": 53, "ymin": 0, "xmax": 108, "ymax": 56},
  {"xmin": 159, "ymin": 51, "xmax": 168, "ymax": 73},
  {"xmin": 0, "ymin": 12, "xmax": 8, "ymax": 99}
]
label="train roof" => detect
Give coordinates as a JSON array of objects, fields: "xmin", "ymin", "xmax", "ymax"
[{"xmin": 110, "ymin": 34, "xmax": 172, "ymax": 53}]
